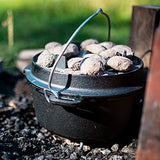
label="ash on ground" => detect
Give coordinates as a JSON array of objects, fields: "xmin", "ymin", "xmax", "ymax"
[{"xmin": 0, "ymin": 73, "xmax": 138, "ymax": 160}]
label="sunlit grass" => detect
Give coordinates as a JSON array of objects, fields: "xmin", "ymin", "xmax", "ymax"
[{"xmin": 0, "ymin": 0, "xmax": 160, "ymax": 71}]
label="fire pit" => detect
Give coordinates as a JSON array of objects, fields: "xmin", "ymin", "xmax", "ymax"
[{"xmin": 24, "ymin": 8, "xmax": 144, "ymax": 143}]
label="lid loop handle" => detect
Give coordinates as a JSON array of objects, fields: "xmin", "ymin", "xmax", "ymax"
[{"xmin": 44, "ymin": 8, "xmax": 111, "ymax": 103}]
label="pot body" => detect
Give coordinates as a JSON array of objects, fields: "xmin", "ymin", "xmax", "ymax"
[
  {"xmin": 30, "ymin": 83, "xmax": 143, "ymax": 143},
  {"xmin": 25, "ymin": 54, "xmax": 144, "ymax": 143}
]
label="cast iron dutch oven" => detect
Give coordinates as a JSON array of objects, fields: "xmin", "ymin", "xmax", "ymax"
[{"xmin": 24, "ymin": 8, "xmax": 144, "ymax": 143}]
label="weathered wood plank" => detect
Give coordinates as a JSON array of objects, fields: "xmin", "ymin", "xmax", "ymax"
[
  {"xmin": 136, "ymin": 27, "xmax": 160, "ymax": 160},
  {"xmin": 129, "ymin": 5, "xmax": 160, "ymax": 67}
]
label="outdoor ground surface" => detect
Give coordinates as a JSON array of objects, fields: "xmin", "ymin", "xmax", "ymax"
[{"xmin": 0, "ymin": 73, "xmax": 139, "ymax": 160}]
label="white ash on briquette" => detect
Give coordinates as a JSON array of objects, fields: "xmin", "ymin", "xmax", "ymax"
[
  {"xmin": 100, "ymin": 44, "xmax": 134, "ymax": 60},
  {"xmin": 107, "ymin": 56, "xmax": 133, "ymax": 72},
  {"xmin": 67, "ymin": 57, "xmax": 83, "ymax": 71},
  {"xmin": 85, "ymin": 44, "xmax": 106, "ymax": 55},
  {"xmin": 80, "ymin": 39, "xmax": 99, "ymax": 50},
  {"xmin": 45, "ymin": 42, "xmax": 79, "ymax": 58},
  {"xmin": 80, "ymin": 57, "xmax": 105, "ymax": 75},
  {"xmin": 110, "ymin": 45, "xmax": 135, "ymax": 56},
  {"xmin": 45, "ymin": 41, "xmax": 62, "ymax": 53},
  {"xmin": 36, "ymin": 39, "xmax": 136, "ymax": 75},
  {"xmin": 83, "ymin": 54, "xmax": 106, "ymax": 66},
  {"xmin": 36, "ymin": 50, "xmax": 56, "ymax": 68},
  {"xmin": 100, "ymin": 48, "xmax": 116, "ymax": 60},
  {"xmin": 100, "ymin": 41, "xmax": 115, "ymax": 49},
  {"xmin": 62, "ymin": 43, "xmax": 79, "ymax": 58}
]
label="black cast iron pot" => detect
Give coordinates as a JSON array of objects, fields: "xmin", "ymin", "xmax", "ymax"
[
  {"xmin": 24, "ymin": 53, "xmax": 144, "ymax": 143},
  {"xmin": 24, "ymin": 8, "xmax": 144, "ymax": 143}
]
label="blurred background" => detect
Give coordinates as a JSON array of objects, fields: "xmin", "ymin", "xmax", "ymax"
[{"xmin": 0, "ymin": 0, "xmax": 160, "ymax": 72}]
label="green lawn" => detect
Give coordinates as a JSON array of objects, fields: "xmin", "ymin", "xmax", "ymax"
[{"xmin": 0, "ymin": 0, "xmax": 160, "ymax": 72}]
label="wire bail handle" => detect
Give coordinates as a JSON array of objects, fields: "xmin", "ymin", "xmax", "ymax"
[{"xmin": 44, "ymin": 8, "xmax": 111, "ymax": 103}]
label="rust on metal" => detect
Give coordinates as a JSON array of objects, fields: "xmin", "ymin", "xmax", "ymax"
[{"xmin": 136, "ymin": 27, "xmax": 160, "ymax": 160}]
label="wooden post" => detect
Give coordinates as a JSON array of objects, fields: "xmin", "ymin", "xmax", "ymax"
[
  {"xmin": 7, "ymin": 10, "xmax": 14, "ymax": 48},
  {"xmin": 129, "ymin": 5, "xmax": 160, "ymax": 68},
  {"xmin": 136, "ymin": 27, "xmax": 160, "ymax": 160},
  {"xmin": 2, "ymin": 10, "xmax": 14, "ymax": 48}
]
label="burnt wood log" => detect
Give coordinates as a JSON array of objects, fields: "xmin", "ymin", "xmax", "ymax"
[
  {"xmin": 129, "ymin": 5, "xmax": 160, "ymax": 67},
  {"xmin": 136, "ymin": 27, "xmax": 160, "ymax": 160}
]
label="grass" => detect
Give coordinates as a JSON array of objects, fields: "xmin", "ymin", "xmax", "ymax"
[{"xmin": 0, "ymin": 0, "xmax": 160, "ymax": 72}]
